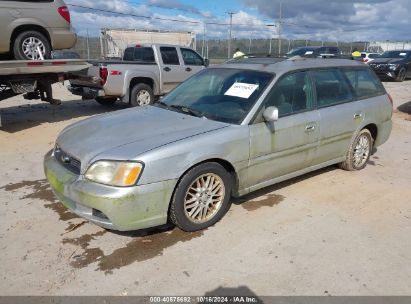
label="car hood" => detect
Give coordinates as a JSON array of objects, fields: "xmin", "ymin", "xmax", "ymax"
[
  {"xmin": 56, "ymin": 106, "xmax": 230, "ymax": 169},
  {"xmin": 370, "ymin": 58, "xmax": 405, "ymax": 64}
]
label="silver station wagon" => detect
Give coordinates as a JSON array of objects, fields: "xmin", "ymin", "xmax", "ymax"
[{"xmin": 44, "ymin": 57, "xmax": 393, "ymax": 232}]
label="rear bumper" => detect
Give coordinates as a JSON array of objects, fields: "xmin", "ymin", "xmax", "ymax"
[
  {"xmin": 50, "ymin": 29, "xmax": 77, "ymax": 50},
  {"xmin": 67, "ymin": 85, "xmax": 105, "ymax": 99},
  {"xmin": 43, "ymin": 150, "xmax": 177, "ymax": 231}
]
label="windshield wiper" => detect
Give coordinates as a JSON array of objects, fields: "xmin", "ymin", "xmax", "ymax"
[{"xmin": 168, "ymin": 104, "xmax": 207, "ymax": 119}]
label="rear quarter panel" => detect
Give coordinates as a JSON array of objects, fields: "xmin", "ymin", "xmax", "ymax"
[
  {"xmin": 102, "ymin": 63, "xmax": 161, "ymax": 97},
  {"xmin": 361, "ymin": 94, "xmax": 392, "ymax": 147}
]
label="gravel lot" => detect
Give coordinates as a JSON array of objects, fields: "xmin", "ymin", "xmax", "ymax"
[{"xmin": 0, "ymin": 81, "xmax": 410, "ymax": 296}]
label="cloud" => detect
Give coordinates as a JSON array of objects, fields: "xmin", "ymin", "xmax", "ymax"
[{"xmin": 239, "ymin": 0, "xmax": 411, "ymax": 40}]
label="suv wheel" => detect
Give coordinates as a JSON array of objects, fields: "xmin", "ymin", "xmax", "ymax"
[
  {"xmin": 13, "ymin": 31, "xmax": 51, "ymax": 60},
  {"xmin": 340, "ymin": 129, "xmax": 373, "ymax": 171},
  {"xmin": 130, "ymin": 83, "xmax": 154, "ymax": 107},
  {"xmin": 169, "ymin": 162, "xmax": 232, "ymax": 232},
  {"xmin": 395, "ymin": 68, "xmax": 407, "ymax": 82}
]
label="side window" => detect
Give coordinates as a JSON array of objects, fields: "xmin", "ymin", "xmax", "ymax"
[
  {"xmin": 264, "ymin": 71, "xmax": 314, "ymax": 117},
  {"xmin": 343, "ymin": 68, "xmax": 385, "ymax": 99},
  {"xmin": 160, "ymin": 47, "xmax": 180, "ymax": 65},
  {"xmin": 312, "ymin": 69, "xmax": 353, "ymax": 107},
  {"xmin": 181, "ymin": 48, "xmax": 204, "ymax": 66}
]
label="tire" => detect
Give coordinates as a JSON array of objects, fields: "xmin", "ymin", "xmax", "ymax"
[
  {"xmin": 169, "ymin": 162, "xmax": 233, "ymax": 232},
  {"xmin": 395, "ymin": 68, "xmax": 407, "ymax": 82},
  {"xmin": 95, "ymin": 97, "xmax": 117, "ymax": 106},
  {"xmin": 13, "ymin": 31, "xmax": 51, "ymax": 60},
  {"xmin": 130, "ymin": 83, "xmax": 154, "ymax": 107},
  {"xmin": 340, "ymin": 129, "xmax": 373, "ymax": 171}
]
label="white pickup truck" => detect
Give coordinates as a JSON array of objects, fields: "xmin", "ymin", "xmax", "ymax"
[{"xmin": 68, "ymin": 44, "xmax": 209, "ymax": 107}]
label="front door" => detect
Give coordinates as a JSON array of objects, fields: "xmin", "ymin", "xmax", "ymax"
[
  {"xmin": 247, "ymin": 71, "xmax": 320, "ymax": 191},
  {"xmin": 180, "ymin": 48, "xmax": 205, "ymax": 78}
]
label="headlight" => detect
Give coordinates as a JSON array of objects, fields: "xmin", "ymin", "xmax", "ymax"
[
  {"xmin": 388, "ymin": 64, "xmax": 400, "ymax": 71},
  {"xmin": 85, "ymin": 161, "xmax": 144, "ymax": 187}
]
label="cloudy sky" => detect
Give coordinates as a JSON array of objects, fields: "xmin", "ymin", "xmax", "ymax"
[{"xmin": 67, "ymin": 0, "xmax": 411, "ymax": 42}]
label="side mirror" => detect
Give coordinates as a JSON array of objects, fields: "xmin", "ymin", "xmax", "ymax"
[
  {"xmin": 204, "ymin": 59, "xmax": 210, "ymax": 67},
  {"xmin": 263, "ymin": 106, "xmax": 279, "ymax": 123}
]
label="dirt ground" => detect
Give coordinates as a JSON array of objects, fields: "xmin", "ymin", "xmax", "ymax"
[{"xmin": 0, "ymin": 81, "xmax": 410, "ymax": 296}]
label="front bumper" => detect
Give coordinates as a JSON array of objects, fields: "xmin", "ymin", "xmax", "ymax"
[{"xmin": 43, "ymin": 150, "xmax": 177, "ymax": 231}]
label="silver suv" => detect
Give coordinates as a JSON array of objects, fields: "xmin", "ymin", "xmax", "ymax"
[
  {"xmin": 0, "ymin": 0, "xmax": 76, "ymax": 60},
  {"xmin": 44, "ymin": 58, "xmax": 393, "ymax": 232}
]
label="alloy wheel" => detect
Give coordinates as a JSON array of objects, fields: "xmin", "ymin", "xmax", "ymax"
[
  {"xmin": 183, "ymin": 173, "xmax": 225, "ymax": 224},
  {"xmin": 22, "ymin": 37, "xmax": 46, "ymax": 60}
]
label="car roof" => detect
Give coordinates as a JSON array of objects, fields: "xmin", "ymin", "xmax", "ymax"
[{"xmin": 217, "ymin": 57, "xmax": 364, "ymax": 75}]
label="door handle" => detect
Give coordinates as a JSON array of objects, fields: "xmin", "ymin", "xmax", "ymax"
[
  {"xmin": 185, "ymin": 67, "xmax": 192, "ymax": 72},
  {"xmin": 354, "ymin": 113, "xmax": 363, "ymax": 119},
  {"xmin": 305, "ymin": 124, "xmax": 316, "ymax": 132},
  {"xmin": 164, "ymin": 67, "xmax": 171, "ymax": 72}
]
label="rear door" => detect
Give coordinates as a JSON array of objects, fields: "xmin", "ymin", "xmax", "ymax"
[
  {"xmin": 180, "ymin": 47, "xmax": 205, "ymax": 77},
  {"xmin": 248, "ymin": 71, "xmax": 320, "ymax": 190},
  {"xmin": 311, "ymin": 68, "xmax": 363, "ymax": 164},
  {"xmin": 158, "ymin": 46, "xmax": 186, "ymax": 93}
]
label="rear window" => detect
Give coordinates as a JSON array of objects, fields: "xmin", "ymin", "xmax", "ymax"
[
  {"xmin": 123, "ymin": 47, "xmax": 155, "ymax": 62},
  {"xmin": 311, "ymin": 69, "xmax": 353, "ymax": 107},
  {"xmin": 343, "ymin": 68, "xmax": 385, "ymax": 99}
]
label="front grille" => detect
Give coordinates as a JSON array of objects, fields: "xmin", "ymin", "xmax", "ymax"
[
  {"xmin": 54, "ymin": 146, "xmax": 81, "ymax": 175},
  {"xmin": 370, "ymin": 63, "xmax": 388, "ymax": 72}
]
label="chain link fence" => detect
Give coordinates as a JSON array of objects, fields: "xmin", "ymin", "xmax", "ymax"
[{"xmin": 68, "ymin": 29, "xmax": 410, "ymax": 61}]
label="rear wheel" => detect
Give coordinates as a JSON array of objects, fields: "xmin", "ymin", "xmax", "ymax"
[
  {"xmin": 13, "ymin": 31, "xmax": 51, "ymax": 60},
  {"xmin": 340, "ymin": 129, "xmax": 373, "ymax": 171},
  {"xmin": 95, "ymin": 97, "xmax": 117, "ymax": 106},
  {"xmin": 169, "ymin": 162, "xmax": 232, "ymax": 232},
  {"xmin": 130, "ymin": 83, "xmax": 154, "ymax": 107}
]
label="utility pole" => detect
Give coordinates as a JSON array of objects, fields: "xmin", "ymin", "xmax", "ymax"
[
  {"xmin": 202, "ymin": 23, "xmax": 206, "ymax": 57},
  {"xmin": 227, "ymin": 12, "xmax": 236, "ymax": 59},
  {"xmin": 278, "ymin": 2, "xmax": 282, "ymax": 57},
  {"xmin": 86, "ymin": 28, "xmax": 90, "ymax": 60}
]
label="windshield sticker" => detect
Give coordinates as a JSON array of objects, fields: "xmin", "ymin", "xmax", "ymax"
[
  {"xmin": 224, "ymin": 83, "xmax": 259, "ymax": 99},
  {"xmin": 400, "ymin": 53, "xmax": 407, "ymax": 56},
  {"xmin": 305, "ymin": 51, "xmax": 314, "ymax": 55}
]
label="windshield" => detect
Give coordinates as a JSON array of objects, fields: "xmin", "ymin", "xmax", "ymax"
[
  {"xmin": 378, "ymin": 51, "xmax": 410, "ymax": 59},
  {"xmin": 286, "ymin": 48, "xmax": 315, "ymax": 57},
  {"xmin": 157, "ymin": 68, "xmax": 274, "ymax": 124}
]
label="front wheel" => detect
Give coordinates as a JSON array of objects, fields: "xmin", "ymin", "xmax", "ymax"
[
  {"xmin": 169, "ymin": 162, "xmax": 233, "ymax": 232},
  {"xmin": 13, "ymin": 31, "xmax": 51, "ymax": 60},
  {"xmin": 340, "ymin": 129, "xmax": 373, "ymax": 171},
  {"xmin": 130, "ymin": 83, "xmax": 154, "ymax": 107},
  {"xmin": 395, "ymin": 68, "xmax": 407, "ymax": 82}
]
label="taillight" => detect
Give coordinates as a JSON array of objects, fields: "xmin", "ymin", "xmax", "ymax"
[
  {"xmin": 58, "ymin": 6, "xmax": 71, "ymax": 23},
  {"xmin": 387, "ymin": 94, "xmax": 394, "ymax": 107},
  {"xmin": 100, "ymin": 66, "xmax": 108, "ymax": 86}
]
